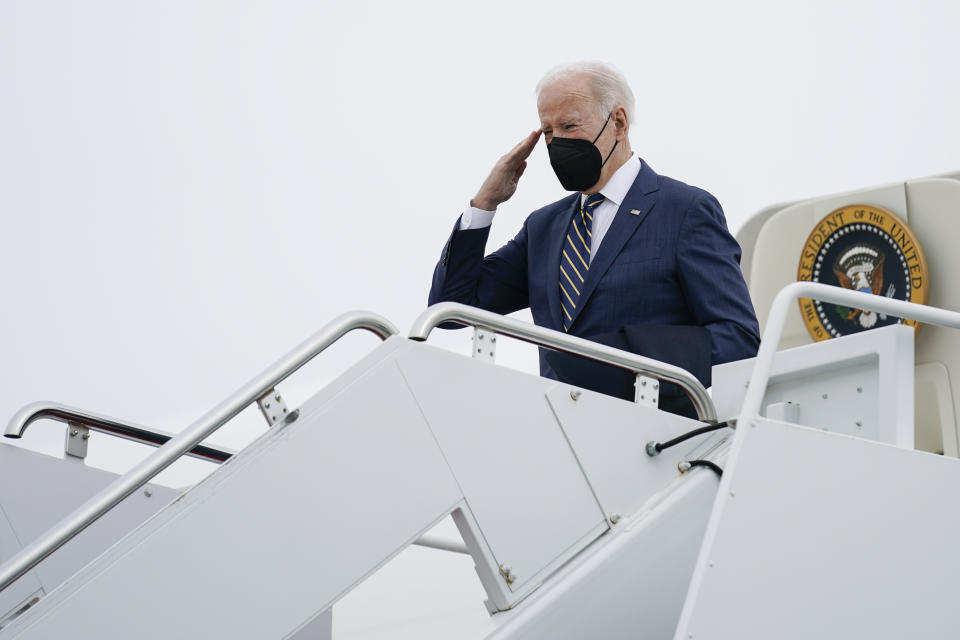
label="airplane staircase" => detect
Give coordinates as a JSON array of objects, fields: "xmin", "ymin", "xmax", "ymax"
[{"xmin": 0, "ymin": 284, "xmax": 959, "ymax": 639}]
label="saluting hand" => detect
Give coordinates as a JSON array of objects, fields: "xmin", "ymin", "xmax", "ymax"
[{"xmin": 472, "ymin": 130, "xmax": 542, "ymax": 212}]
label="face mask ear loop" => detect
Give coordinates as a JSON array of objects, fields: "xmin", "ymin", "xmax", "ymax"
[
  {"xmin": 600, "ymin": 139, "xmax": 619, "ymax": 169},
  {"xmin": 591, "ymin": 111, "xmax": 613, "ymax": 145},
  {"xmin": 595, "ymin": 111, "xmax": 618, "ymax": 169}
]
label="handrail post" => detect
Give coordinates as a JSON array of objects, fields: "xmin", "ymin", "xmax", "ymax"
[{"xmin": 63, "ymin": 422, "xmax": 90, "ymax": 460}]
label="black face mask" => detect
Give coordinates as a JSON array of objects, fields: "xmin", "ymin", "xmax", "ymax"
[{"xmin": 547, "ymin": 112, "xmax": 619, "ymax": 192}]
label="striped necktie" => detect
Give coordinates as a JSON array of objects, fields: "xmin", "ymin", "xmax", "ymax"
[{"xmin": 560, "ymin": 193, "xmax": 605, "ymax": 331}]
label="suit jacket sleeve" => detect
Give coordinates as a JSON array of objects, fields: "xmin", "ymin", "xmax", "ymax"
[
  {"xmin": 676, "ymin": 194, "xmax": 761, "ymax": 365},
  {"xmin": 428, "ymin": 217, "xmax": 530, "ymax": 316}
]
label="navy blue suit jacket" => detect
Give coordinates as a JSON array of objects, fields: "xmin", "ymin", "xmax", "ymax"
[{"xmin": 429, "ymin": 159, "xmax": 759, "ymax": 407}]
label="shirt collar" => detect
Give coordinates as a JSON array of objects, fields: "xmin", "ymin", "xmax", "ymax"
[{"xmin": 580, "ymin": 154, "xmax": 641, "ymax": 208}]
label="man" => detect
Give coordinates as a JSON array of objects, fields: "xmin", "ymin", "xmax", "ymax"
[{"xmin": 429, "ymin": 61, "xmax": 759, "ymax": 418}]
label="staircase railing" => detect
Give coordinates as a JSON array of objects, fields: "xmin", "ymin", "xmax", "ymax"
[
  {"xmin": 409, "ymin": 302, "xmax": 719, "ymax": 423},
  {"xmin": 740, "ymin": 282, "xmax": 960, "ymax": 425},
  {"xmin": 0, "ymin": 311, "xmax": 401, "ymax": 592},
  {"xmin": 6, "ymin": 403, "xmax": 234, "ymax": 463}
]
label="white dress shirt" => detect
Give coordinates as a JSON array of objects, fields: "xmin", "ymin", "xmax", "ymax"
[{"xmin": 459, "ymin": 154, "xmax": 642, "ymax": 264}]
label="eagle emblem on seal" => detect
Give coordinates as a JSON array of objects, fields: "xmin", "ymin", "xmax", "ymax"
[{"xmin": 832, "ymin": 243, "xmax": 886, "ymax": 328}]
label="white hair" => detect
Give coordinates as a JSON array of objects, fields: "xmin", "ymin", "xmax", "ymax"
[{"xmin": 536, "ymin": 61, "xmax": 635, "ymax": 121}]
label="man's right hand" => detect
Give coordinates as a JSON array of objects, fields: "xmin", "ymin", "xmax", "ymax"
[{"xmin": 471, "ymin": 130, "xmax": 542, "ymax": 212}]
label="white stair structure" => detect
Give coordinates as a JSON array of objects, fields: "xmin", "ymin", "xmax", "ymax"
[
  {"xmin": 0, "ymin": 444, "xmax": 180, "ymax": 629},
  {"xmin": 737, "ymin": 171, "xmax": 960, "ymax": 456},
  {"xmin": 0, "ymin": 331, "xmax": 717, "ymax": 638},
  {"xmin": 0, "ymin": 173, "xmax": 959, "ymax": 637},
  {"xmin": 0, "ymin": 284, "xmax": 957, "ymax": 638}
]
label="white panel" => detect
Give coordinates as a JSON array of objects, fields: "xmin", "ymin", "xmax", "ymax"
[
  {"xmin": 750, "ymin": 206, "xmax": 816, "ymax": 345},
  {"xmin": 745, "ymin": 177, "xmax": 960, "ymax": 455},
  {"xmin": 288, "ymin": 607, "xmax": 331, "ymax": 640},
  {"xmin": 713, "ymin": 324, "xmax": 914, "ymax": 447},
  {"xmin": 906, "ymin": 178, "xmax": 960, "ymax": 455},
  {"xmin": 0, "ymin": 445, "xmax": 176, "ymax": 606},
  {"xmin": 915, "ymin": 362, "xmax": 957, "ymax": 455},
  {"xmin": 0, "ymin": 503, "xmax": 43, "ymax": 628},
  {"xmin": 676, "ymin": 419, "xmax": 960, "ymax": 640},
  {"xmin": 807, "ymin": 183, "xmax": 909, "ymax": 223},
  {"xmin": 6, "ymin": 343, "xmax": 463, "ymax": 639},
  {"xmin": 750, "ymin": 183, "xmax": 908, "ymax": 347},
  {"xmin": 484, "ymin": 471, "xmax": 719, "ymax": 640},
  {"xmin": 546, "ymin": 385, "xmax": 721, "ymax": 522},
  {"xmin": 736, "ymin": 200, "xmax": 797, "ymax": 289},
  {"xmin": 397, "ymin": 348, "xmax": 607, "ymax": 600}
]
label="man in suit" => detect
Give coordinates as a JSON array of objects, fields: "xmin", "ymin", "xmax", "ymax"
[{"xmin": 429, "ymin": 61, "xmax": 760, "ymax": 418}]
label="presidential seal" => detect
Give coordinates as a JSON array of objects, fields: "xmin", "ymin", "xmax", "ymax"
[{"xmin": 797, "ymin": 204, "xmax": 929, "ymax": 341}]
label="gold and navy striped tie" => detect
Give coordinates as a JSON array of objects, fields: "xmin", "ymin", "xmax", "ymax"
[{"xmin": 560, "ymin": 193, "xmax": 605, "ymax": 331}]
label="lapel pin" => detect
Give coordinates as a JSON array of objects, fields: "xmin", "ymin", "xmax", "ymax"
[{"xmin": 630, "ymin": 209, "xmax": 641, "ymax": 215}]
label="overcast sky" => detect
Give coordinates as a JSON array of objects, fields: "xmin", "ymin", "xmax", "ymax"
[{"xmin": 2, "ymin": 1, "xmax": 959, "ymax": 636}]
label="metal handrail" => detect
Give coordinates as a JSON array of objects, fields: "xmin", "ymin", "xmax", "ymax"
[
  {"xmin": 415, "ymin": 534, "xmax": 469, "ymax": 555},
  {"xmin": 4, "ymin": 402, "xmax": 468, "ymax": 555},
  {"xmin": 6, "ymin": 402, "xmax": 234, "ymax": 463},
  {"xmin": 408, "ymin": 302, "xmax": 718, "ymax": 423},
  {"xmin": 740, "ymin": 282, "xmax": 960, "ymax": 425},
  {"xmin": 0, "ymin": 311, "xmax": 399, "ymax": 593}
]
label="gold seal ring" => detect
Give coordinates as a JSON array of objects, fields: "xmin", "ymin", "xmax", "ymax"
[{"xmin": 797, "ymin": 204, "xmax": 929, "ymax": 341}]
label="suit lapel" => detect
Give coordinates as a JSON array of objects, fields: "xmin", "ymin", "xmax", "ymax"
[
  {"xmin": 546, "ymin": 194, "xmax": 581, "ymax": 330},
  {"xmin": 567, "ymin": 160, "xmax": 661, "ymax": 328}
]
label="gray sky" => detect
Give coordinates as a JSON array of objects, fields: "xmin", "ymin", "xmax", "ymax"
[{"xmin": 2, "ymin": 0, "xmax": 959, "ymax": 635}]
